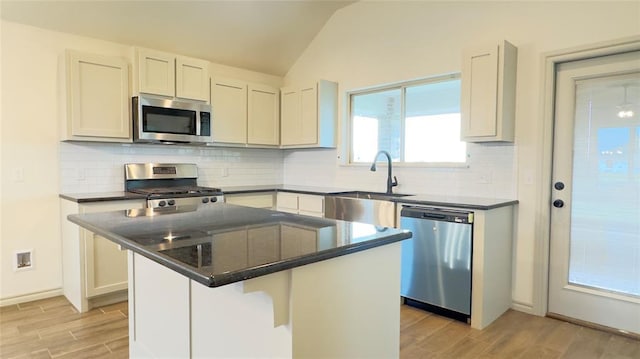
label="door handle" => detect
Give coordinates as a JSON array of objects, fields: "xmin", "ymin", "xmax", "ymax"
[{"xmin": 553, "ymin": 199, "xmax": 564, "ymax": 208}]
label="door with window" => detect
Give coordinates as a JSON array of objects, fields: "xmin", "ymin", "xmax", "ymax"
[{"xmin": 548, "ymin": 50, "xmax": 640, "ymax": 334}]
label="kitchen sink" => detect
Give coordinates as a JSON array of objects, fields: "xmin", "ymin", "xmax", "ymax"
[
  {"xmin": 330, "ymin": 191, "xmax": 412, "ymax": 201},
  {"xmin": 324, "ymin": 191, "xmax": 413, "ymax": 228}
]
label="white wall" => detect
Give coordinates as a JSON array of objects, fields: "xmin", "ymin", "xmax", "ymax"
[
  {"xmin": 282, "ymin": 1, "xmax": 640, "ymax": 314},
  {"xmin": 0, "ymin": 21, "xmax": 283, "ymax": 302}
]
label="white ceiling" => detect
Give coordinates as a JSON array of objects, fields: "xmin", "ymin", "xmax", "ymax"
[{"xmin": 0, "ymin": 0, "xmax": 354, "ymax": 76}]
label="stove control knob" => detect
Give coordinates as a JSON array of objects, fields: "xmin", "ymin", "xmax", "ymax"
[
  {"xmin": 168, "ymin": 200, "xmax": 175, "ymax": 206},
  {"xmin": 158, "ymin": 200, "xmax": 167, "ymax": 207},
  {"xmin": 202, "ymin": 198, "xmax": 210, "ymax": 204},
  {"xmin": 210, "ymin": 197, "xmax": 218, "ymax": 203}
]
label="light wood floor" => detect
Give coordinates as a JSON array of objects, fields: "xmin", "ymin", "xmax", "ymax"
[{"xmin": 1, "ymin": 296, "xmax": 638, "ymax": 358}]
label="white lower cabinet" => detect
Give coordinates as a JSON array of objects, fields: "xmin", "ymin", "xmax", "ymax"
[
  {"xmin": 60, "ymin": 198, "xmax": 144, "ymax": 312},
  {"xmin": 276, "ymin": 192, "xmax": 324, "ymax": 217}
]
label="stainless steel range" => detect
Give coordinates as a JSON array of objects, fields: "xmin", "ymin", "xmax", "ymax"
[{"xmin": 125, "ymin": 163, "xmax": 224, "ymax": 208}]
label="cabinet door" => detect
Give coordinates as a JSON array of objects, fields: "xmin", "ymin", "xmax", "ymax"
[
  {"xmin": 461, "ymin": 44, "xmax": 499, "ymax": 138},
  {"xmin": 247, "ymin": 84, "xmax": 279, "ymax": 145},
  {"xmin": 81, "ymin": 200, "xmax": 144, "ymax": 297},
  {"xmin": 211, "ymin": 78, "xmax": 247, "ymax": 144},
  {"xmin": 280, "ymin": 87, "xmax": 300, "ymax": 145},
  {"xmin": 299, "ymin": 85, "xmax": 318, "ymax": 145},
  {"xmin": 461, "ymin": 40, "xmax": 517, "ymax": 142},
  {"xmin": 176, "ymin": 56, "xmax": 209, "ymax": 101},
  {"xmin": 84, "ymin": 233, "xmax": 128, "ymax": 297},
  {"xmin": 276, "ymin": 192, "xmax": 299, "ymax": 213},
  {"xmin": 225, "ymin": 193, "xmax": 274, "ymax": 209},
  {"xmin": 137, "ymin": 48, "xmax": 175, "ymax": 97},
  {"xmin": 298, "ymin": 194, "xmax": 324, "ymax": 218},
  {"xmin": 67, "ymin": 51, "xmax": 130, "ymax": 140}
]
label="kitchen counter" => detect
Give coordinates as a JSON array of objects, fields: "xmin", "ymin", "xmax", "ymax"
[
  {"xmin": 396, "ymin": 194, "xmax": 518, "ymax": 210},
  {"xmin": 59, "ymin": 191, "xmax": 145, "ymax": 203},
  {"xmin": 67, "ymin": 203, "xmax": 411, "ymax": 287},
  {"xmin": 60, "ymin": 185, "xmax": 518, "ymax": 210},
  {"xmin": 221, "ymin": 184, "xmax": 357, "ymax": 195},
  {"xmin": 67, "ymin": 203, "xmax": 411, "ymax": 358}
]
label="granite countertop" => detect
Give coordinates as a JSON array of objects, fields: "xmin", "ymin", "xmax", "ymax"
[
  {"xmin": 59, "ymin": 191, "xmax": 146, "ymax": 203},
  {"xmin": 60, "ymin": 185, "xmax": 518, "ymax": 210},
  {"xmin": 394, "ymin": 194, "xmax": 518, "ymax": 210},
  {"xmin": 221, "ymin": 184, "xmax": 357, "ymax": 195},
  {"xmin": 67, "ymin": 204, "xmax": 411, "ymax": 287}
]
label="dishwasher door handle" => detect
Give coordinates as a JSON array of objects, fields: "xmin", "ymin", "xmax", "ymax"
[{"xmin": 421, "ymin": 212, "xmax": 446, "ymax": 220}]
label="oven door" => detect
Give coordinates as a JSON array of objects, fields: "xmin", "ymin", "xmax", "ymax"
[{"xmin": 133, "ymin": 96, "xmax": 212, "ymax": 144}]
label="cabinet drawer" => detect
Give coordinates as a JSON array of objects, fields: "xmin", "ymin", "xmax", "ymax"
[
  {"xmin": 299, "ymin": 195, "xmax": 324, "ymax": 213},
  {"xmin": 225, "ymin": 193, "xmax": 274, "ymax": 209},
  {"xmin": 277, "ymin": 193, "xmax": 299, "ymax": 210}
]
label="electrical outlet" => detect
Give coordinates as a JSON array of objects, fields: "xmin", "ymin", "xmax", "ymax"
[
  {"xmin": 478, "ymin": 171, "xmax": 492, "ymax": 184},
  {"xmin": 14, "ymin": 250, "xmax": 34, "ymax": 271}
]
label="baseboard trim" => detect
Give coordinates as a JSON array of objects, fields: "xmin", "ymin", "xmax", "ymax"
[
  {"xmin": 511, "ymin": 300, "xmax": 535, "ymax": 315},
  {"xmin": 0, "ymin": 288, "xmax": 63, "ymax": 307},
  {"xmin": 547, "ymin": 312, "xmax": 640, "ymax": 340}
]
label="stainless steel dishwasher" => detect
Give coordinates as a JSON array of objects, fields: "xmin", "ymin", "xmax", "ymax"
[{"xmin": 399, "ymin": 205, "xmax": 473, "ymax": 323}]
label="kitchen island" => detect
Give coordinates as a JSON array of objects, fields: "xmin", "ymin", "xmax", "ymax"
[{"xmin": 68, "ymin": 203, "xmax": 411, "ymax": 358}]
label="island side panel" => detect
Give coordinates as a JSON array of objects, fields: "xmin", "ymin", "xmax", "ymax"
[
  {"xmin": 129, "ymin": 253, "xmax": 191, "ymax": 358},
  {"xmin": 471, "ymin": 205, "xmax": 514, "ymax": 329},
  {"xmin": 290, "ymin": 242, "xmax": 403, "ymax": 359}
]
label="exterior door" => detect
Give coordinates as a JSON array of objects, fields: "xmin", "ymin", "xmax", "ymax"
[{"xmin": 548, "ymin": 50, "xmax": 640, "ymax": 334}]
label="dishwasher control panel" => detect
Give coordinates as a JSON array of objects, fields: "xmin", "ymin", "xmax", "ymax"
[{"xmin": 400, "ymin": 205, "xmax": 473, "ymax": 224}]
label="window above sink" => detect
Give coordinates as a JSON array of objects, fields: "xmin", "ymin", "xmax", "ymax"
[{"xmin": 348, "ymin": 74, "xmax": 467, "ymax": 166}]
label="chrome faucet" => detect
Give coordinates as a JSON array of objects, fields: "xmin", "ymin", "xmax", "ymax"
[{"xmin": 370, "ymin": 150, "xmax": 398, "ymax": 194}]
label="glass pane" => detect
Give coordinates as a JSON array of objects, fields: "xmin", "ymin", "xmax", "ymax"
[
  {"xmin": 569, "ymin": 74, "xmax": 640, "ymax": 297},
  {"xmin": 351, "ymin": 89, "xmax": 402, "ymax": 163},
  {"xmin": 405, "ymin": 79, "xmax": 466, "ymax": 163}
]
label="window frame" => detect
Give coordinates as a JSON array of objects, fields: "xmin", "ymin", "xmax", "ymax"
[{"xmin": 345, "ymin": 73, "xmax": 468, "ymax": 167}]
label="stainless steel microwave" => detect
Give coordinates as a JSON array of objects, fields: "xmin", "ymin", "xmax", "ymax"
[{"xmin": 133, "ymin": 95, "xmax": 212, "ymax": 144}]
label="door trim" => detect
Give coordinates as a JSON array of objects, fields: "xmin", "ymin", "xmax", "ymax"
[{"xmin": 535, "ymin": 35, "xmax": 640, "ymax": 317}]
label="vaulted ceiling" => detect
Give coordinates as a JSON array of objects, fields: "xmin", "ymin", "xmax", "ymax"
[{"xmin": 1, "ymin": 0, "xmax": 354, "ymax": 76}]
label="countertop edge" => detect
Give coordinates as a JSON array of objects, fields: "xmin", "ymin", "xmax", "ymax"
[
  {"xmin": 67, "ymin": 212, "xmax": 411, "ymax": 288},
  {"xmin": 61, "ymin": 187, "xmax": 519, "ymax": 210},
  {"xmin": 394, "ymin": 198, "xmax": 519, "ymax": 210},
  {"xmin": 60, "ymin": 193, "xmax": 146, "ymax": 203}
]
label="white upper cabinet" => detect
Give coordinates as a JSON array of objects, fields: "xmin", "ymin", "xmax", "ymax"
[
  {"xmin": 247, "ymin": 83, "xmax": 280, "ymax": 146},
  {"xmin": 137, "ymin": 48, "xmax": 175, "ymax": 97},
  {"xmin": 211, "ymin": 77, "xmax": 248, "ymax": 144},
  {"xmin": 280, "ymin": 87, "xmax": 301, "ymax": 145},
  {"xmin": 136, "ymin": 48, "xmax": 209, "ymax": 102},
  {"xmin": 176, "ymin": 56, "xmax": 210, "ymax": 101},
  {"xmin": 210, "ymin": 77, "xmax": 280, "ymax": 147},
  {"xmin": 461, "ymin": 40, "xmax": 517, "ymax": 142},
  {"xmin": 60, "ymin": 50, "xmax": 131, "ymax": 142},
  {"xmin": 280, "ymin": 80, "xmax": 338, "ymax": 148}
]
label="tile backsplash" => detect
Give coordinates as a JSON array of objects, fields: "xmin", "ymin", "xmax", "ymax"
[
  {"xmin": 59, "ymin": 142, "xmax": 284, "ymax": 193},
  {"xmin": 283, "ymin": 143, "xmax": 517, "ymax": 199},
  {"xmin": 60, "ymin": 141, "xmax": 516, "ymax": 200}
]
